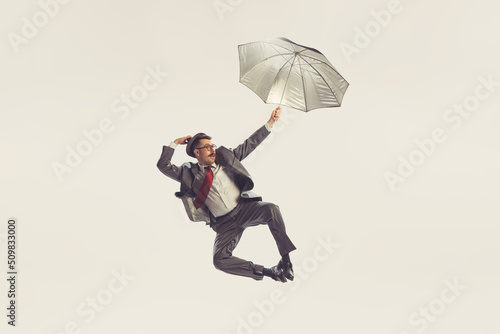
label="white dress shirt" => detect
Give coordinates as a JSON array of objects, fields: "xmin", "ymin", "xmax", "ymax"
[{"xmin": 200, "ymin": 163, "xmax": 240, "ymax": 217}]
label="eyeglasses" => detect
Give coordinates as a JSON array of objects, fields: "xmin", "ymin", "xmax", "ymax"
[{"xmin": 194, "ymin": 144, "xmax": 217, "ymax": 152}]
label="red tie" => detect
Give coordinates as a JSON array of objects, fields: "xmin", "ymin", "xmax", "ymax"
[{"xmin": 194, "ymin": 166, "xmax": 213, "ymax": 209}]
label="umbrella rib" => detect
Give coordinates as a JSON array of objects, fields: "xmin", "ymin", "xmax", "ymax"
[
  {"xmin": 262, "ymin": 43, "xmax": 297, "ymax": 67},
  {"xmin": 260, "ymin": 52, "xmax": 295, "ymax": 63},
  {"xmin": 261, "ymin": 40, "xmax": 296, "ymax": 53},
  {"xmin": 299, "ymin": 54, "xmax": 348, "ymax": 82},
  {"xmin": 239, "ymin": 46, "xmax": 294, "ymax": 81},
  {"xmin": 279, "ymin": 54, "xmax": 297, "ymax": 105},
  {"xmin": 240, "ymin": 41, "xmax": 303, "ymax": 82},
  {"xmin": 297, "ymin": 58, "xmax": 308, "ymax": 111},
  {"xmin": 241, "ymin": 52, "xmax": 294, "ymax": 79},
  {"xmin": 298, "ymin": 55, "xmax": 339, "ymax": 104}
]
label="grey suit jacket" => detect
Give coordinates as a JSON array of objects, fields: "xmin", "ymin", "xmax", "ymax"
[{"xmin": 157, "ymin": 125, "xmax": 271, "ymax": 225}]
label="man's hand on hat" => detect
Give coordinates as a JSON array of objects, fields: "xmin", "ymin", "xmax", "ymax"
[{"xmin": 174, "ymin": 135, "xmax": 192, "ymax": 145}]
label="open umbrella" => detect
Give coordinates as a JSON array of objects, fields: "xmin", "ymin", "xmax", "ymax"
[{"xmin": 238, "ymin": 37, "xmax": 349, "ymax": 112}]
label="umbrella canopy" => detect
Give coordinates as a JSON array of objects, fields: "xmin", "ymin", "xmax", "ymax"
[{"xmin": 238, "ymin": 37, "xmax": 349, "ymax": 112}]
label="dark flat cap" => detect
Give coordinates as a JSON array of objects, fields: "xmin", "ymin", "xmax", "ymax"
[{"xmin": 186, "ymin": 132, "xmax": 208, "ymax": 158}]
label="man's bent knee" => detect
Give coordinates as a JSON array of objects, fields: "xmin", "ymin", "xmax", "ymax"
[{"xmin": 213, "ymin": 253, "xmax": 229, "ymax": 271}]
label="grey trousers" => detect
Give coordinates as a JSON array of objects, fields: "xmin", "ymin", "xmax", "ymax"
[{"xmin": 211, "ymin": 201, "xmax": 297, "ymax": 280}]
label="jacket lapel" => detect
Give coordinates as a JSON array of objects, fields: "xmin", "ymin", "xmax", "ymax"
[{"xmin": 216, "ymin": 147, "xmax": 254, "ymax": 193}]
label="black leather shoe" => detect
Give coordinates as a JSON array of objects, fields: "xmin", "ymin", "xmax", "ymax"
[
  {"xmin": 269, "ymin": 265, "xmax": 287, "ymax": 283},
  {"xmin": 278, "ymin": 259, "xmax": 294, "ymax": 281}
]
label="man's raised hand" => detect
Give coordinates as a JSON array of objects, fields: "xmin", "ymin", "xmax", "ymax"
[
  {"xmin": 267, "ymin": 106, "xmax": 281, "ymax": 128},
  {"xmin": 174, "ymin": 135, "xmax": 192, "ymax": 145}
]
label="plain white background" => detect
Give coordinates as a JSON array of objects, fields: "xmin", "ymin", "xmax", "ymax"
[{"xmin": 1, "ymin": 0, "xmax": 499, "ymax": 333}]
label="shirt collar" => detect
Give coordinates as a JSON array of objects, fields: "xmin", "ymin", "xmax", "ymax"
[{"xmin": 197, "ymin": 162, "xmax": 217, "ymax": 170}]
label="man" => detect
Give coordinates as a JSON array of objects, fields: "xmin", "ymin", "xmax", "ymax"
[{"xmin": 157, "ymin": 107, "xmax": 296, "ymax": 282}]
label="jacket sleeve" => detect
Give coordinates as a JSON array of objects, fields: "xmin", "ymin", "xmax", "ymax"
[
  {"xmin": 157, "ymin": 145, "xmax": 182, "ymax": 182},
  {"xmin": 231, "ymin": 124, "xmax": 271, "ymax": 161}
]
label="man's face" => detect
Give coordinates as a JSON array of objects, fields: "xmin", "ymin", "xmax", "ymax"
[{"xmin": 194, "ymin": 139, "xmax": 216, "ymax": 166}]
